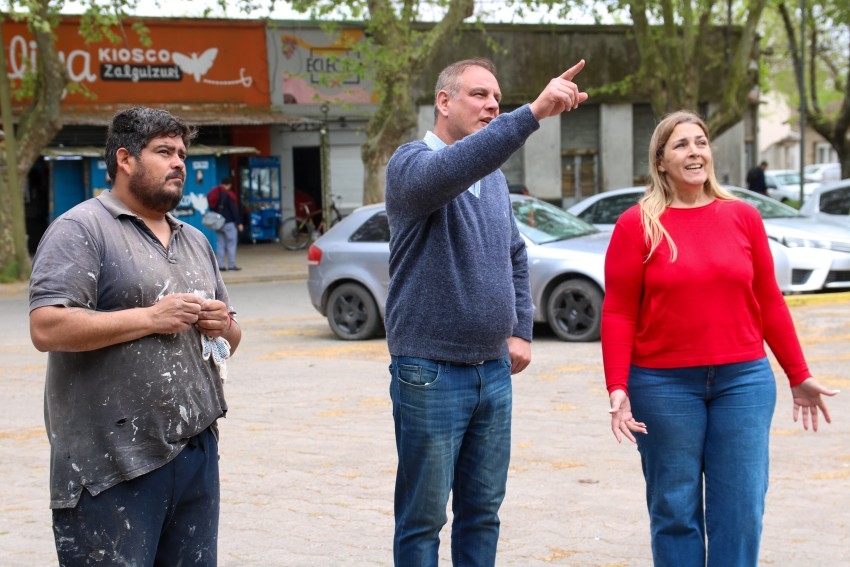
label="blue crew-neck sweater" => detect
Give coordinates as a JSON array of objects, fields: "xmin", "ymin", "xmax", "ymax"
[{"xmin": 384, "ymin": 104, "xmax": 538, "ymax": 363}]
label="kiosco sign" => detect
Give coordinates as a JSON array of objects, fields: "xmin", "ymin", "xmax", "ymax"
[{"xmin": 3, "ymin": 17, "xmax": 270, "ymax": 106}]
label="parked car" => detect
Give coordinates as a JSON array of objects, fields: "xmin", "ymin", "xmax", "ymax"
[
  {"xmin": 307, "ymin": 195, "xmax": 611, "ymax": 342},
  {"xmin": 764, "ymin": 169, "xmax": 820, "ymax": 203},
  {"xmin": 799, "ymin": 178, "xmax": 850, "ymax": 229},
  {"xmin": 567, "ymin": 185, "xmax": 850, "ymax": 293},
  {"xmin": 508, "ymin": 183, "xmax": 531, "ymax": 195},
  {"xmin": 803, "ymin": 162, "xmax": 842, "ymax": 184}
]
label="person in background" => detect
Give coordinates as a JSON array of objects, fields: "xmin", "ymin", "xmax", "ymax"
[
  {"xmin": 746, "ymin": 160, "xmax": 768, "ymax": 195},
  {"xmin": 603, "ymin": 110, "xmax": 837, "ymax": 567},
  {"xmin": 29, "ymin": 106, "xmax": 242, "ymax": 566},
  {"xmin": 385, "ymin": 57, "xmax": 588, "ymax": 566},
  {"xmin": 208, "ymin": 176, "xmax": 243, "ymax": 271}
]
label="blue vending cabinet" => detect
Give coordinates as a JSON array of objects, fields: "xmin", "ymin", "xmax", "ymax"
[
  {"xmin": 50, "ymin": 158, "xmax": 87, "ymax": 220},
  {"xmin": 178, "ymin": 155, "xmax": 229, "ymax": 244},
  {"xmin": 89, "ymin": 157, "xmax": 110, "ymax": 199},
  {"xmin": 239, "ymin": 156, "xmax": 282, "ymax": 243}
]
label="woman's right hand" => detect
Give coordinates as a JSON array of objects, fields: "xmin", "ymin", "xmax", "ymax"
[{"xmin": 609, "ymin": 389, "xmax": 647, "ymax": 444}]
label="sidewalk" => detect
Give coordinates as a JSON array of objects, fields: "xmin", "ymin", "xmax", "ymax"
[
  {"xmin": 0, "ymin": 241, "xmax": 307, "ymax": 297},
  {"xmin": 219, "ymin": 241, "xmax": 308, "ymax": 284}
]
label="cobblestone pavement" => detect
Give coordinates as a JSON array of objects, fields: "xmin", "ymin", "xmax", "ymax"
[{"xmin": 1, "ymin": 247, "xmax": 848, "ymax": 566}]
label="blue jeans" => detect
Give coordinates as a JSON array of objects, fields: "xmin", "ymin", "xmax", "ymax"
[
  {"xmin": 216, "ymin": 222, "xmax": 239, "ymax": 269},
  {"xmin": 629, "ymin": 358, "xmax": 776, "ymax": 567},
  {"xmin": 389, "ymin": 356, "xmax": 513, "ymax": 567},
  {"xmin": 53, "ymin": 427, "xmax": 220, "ymax": 566}
]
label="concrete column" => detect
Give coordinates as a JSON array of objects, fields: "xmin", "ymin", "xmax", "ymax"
[
  {"xmin": 524, "ymin": 118, "xmax": 561, "ymax": 201},
  {"xmin": 600, "ymin": 104, "xmax": 633, "ymax": 191},
  {"xmin": 710, "ymin": 105, "xmax": 746, "ymax": 187}
]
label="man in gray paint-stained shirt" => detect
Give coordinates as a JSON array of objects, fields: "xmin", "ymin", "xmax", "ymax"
[{"xmin": 29, "ymin": 106, "xmax": 242, "ymax": 566}]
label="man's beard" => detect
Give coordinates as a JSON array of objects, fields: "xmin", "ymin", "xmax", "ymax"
[{"xmin": 128, "ymin": 165, "xmax": 184, "ymax": 213}]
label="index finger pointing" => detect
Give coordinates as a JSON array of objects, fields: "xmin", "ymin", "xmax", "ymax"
[{"xmin": 560, "ymin": 59, "xmax": 586, "ymax": 81}]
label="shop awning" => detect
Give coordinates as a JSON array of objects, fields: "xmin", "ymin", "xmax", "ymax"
[
  {"xmin": 36, "ymin": 103, "xmax": 322, "ymax": 129},
  {"xmin": 42, "ymin": 144, "xmax": 261, "ymax": 159}
]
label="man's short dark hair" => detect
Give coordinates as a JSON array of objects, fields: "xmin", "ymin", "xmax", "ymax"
[
  {"xmin": 221, "ymin": 176, "xmax": 233, "ymax": 185},
  {"xmin": 104, "ymin": 107, "xmax": 198, "ymax": 182}
]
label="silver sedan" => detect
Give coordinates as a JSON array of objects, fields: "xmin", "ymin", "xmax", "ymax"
[{"xmin": 307, "ymin": 195, "xmax": 610, "ymax": 342}]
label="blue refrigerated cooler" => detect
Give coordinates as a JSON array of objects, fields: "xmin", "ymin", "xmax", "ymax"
[{"xmin": 239, "ymin": 156, "xmax": 282, "ymax": 243}]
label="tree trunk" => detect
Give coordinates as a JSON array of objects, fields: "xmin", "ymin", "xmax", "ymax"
[
  {"xmin": 0, "ymin": 2, "xmax": 70, "ymax": 281},
  {"xmin": 360, "ymin": 0, "xmax": 474, "ymax": 204},
  {"xmin": 361, "ymin": 80, "xmax": 417, "ymax": 204},
  {"xmin": 778, "ymin": 2, "xmax": 850, "ymax": 179},
  {"xmin": 629, "ymin": 0, "xmax": 767, "ymax": 138},
  {"xmin": 0, "ymin": 19, "xmax": 27, "ymax": 281}
]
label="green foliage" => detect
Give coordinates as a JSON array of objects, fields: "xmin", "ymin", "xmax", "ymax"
[
  {"xmin": 761, "ymin": 0, "xmax": 848, "ymax": 117},
  {"xmin": 0, "ymin": 258, "xmax": 24, "ymax": 283}
]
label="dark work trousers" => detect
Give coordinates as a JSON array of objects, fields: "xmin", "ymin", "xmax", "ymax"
[{"xmin": 53, "ymin": 426, "xmax": 220, "ymax": 567}]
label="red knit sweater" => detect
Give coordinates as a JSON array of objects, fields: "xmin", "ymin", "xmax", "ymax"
[{"xmin": 601, "ymin": 199, "xmax": 811, "ymax": 395}]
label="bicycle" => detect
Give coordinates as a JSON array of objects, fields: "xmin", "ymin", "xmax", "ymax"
[{"xmin": 279, "ymin": 200, "xmax": 342, "ymax": 250}]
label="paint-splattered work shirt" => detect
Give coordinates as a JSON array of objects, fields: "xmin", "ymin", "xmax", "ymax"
[{"xmin": 29, "ymin": 190, "xmax": 232, "ymax": 509}]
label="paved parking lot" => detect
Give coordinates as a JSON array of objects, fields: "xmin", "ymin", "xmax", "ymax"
[{"xmin": 1, "ymin": 249, "xmax": 848, "ymax": 566}]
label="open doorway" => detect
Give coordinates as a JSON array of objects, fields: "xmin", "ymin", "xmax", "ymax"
[
  {"xmin": 25, "ymin": 159, "xmax": 50, "ymax": 256},
  {"xmin": 292, "ymin": 146, "xmax": 322, "ymax": 217}
]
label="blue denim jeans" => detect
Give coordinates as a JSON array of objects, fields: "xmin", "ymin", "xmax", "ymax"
[
  {"xmin": 389, "ymin": 355, "xmax": 513, "ymax": 567},
  {"xmin": 216, "ymin": 222, "xmax": 239, "ymax": 269},
  {"xmin": 629, "ymin": 358, "xmax": 776, "ymax": 567}
]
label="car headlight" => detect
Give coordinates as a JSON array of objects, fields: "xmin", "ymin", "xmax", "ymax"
[{"xmin": 780, "ymin": 236, "xmax": 832, "ymax": 249}]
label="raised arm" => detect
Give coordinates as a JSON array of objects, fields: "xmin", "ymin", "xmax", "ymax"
[{"xmin": 529, "ymin": 60, "xmax": 589, "ymax": 120}]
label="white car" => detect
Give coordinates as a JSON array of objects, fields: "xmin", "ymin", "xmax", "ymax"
[
  {"xmin": 799, "ymin": 179, "xmax": 850, "ymax": 229},
  {"xmin": 764, "ymin": 169, "xmax": 820, "ymax": 204},
  {"xmin": 567, "ymin": 186, "xmax": 850, "ymax": 293},
  {"xmin": 803, "ymin": 162, "xmax": 842, "ymax": 184}
]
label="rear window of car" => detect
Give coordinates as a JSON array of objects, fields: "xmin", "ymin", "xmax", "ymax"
[
  {"xmin": 350, "ymin": 211, "xmax": 391, "ymax": 243},
  {"xmin": 578, "ymin": 192, "xmax": 641, "ymax": 225},
  {"xmin": 820, "ymin": 187, "xmax": 850, "ymax": 215}
]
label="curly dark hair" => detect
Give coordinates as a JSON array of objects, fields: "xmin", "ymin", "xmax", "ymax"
[{"xmin": 104, "ymin": 107, "xmax": 198, "ymax": 183}]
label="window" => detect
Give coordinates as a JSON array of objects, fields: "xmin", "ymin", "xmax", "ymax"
[
  {"xmin": 579, "ymin": 193, "xmax": 642, "ymax": 225},
  {"xmin": 350, "ymin": 211, "xmax": 391, "ymax": 242},
  {"xmin": 819, "ymin": 187, "xmax": 850, "ymax": 216}
]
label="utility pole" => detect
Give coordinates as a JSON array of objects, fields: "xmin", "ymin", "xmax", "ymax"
[{"xmin": 319, "ymin": 102, "xmax": 332, "ymax": 234}]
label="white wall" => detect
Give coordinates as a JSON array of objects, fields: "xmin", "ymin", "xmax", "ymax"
[
  {"xmin": 713, "ymin": 119, "xmax": 746, "ymax": 186},
  {"xmin": 599, "ymin": 104, "xmax": 634, "ymax": 191},
  {"xmin": 524, "ymin": 119, "xmax": 561, "ymax": 201}
]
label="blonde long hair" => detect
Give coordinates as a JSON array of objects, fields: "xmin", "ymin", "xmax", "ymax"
[{"xmin": 640, "ymin": 110, "xmax": 737, "ymax": 261}]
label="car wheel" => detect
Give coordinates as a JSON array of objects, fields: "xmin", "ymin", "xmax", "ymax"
[
  {"xmin": 545, "ymin": 279, "xmax": 603, "ymax": 342},
  {"xmin": 326, "ymin": 283, "xmax": 382, "ymax": 340}
]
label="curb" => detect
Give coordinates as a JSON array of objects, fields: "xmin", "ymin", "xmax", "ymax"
[
  {"xmin": 784, "ymin": 291, "xmax": 850, "ymax": 307},
  {"xmin": 221, "ymin": 272, "xmax": 307, "ymax": 285},
  {"xmin": 5, "ymin": 280, "xmax": 849, "ymax": 299}
]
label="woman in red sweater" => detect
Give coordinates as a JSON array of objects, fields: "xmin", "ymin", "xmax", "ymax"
[{"xmin": 602, "ymin": 110, "xmax": 838, "ymax": 567}]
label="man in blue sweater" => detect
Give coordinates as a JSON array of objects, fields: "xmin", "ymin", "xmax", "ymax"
[{"xmin": 385, "ymin": 58, "xmax": 589, "ymax": 565}]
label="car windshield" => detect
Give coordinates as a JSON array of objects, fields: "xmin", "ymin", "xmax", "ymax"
[
  {"xmin": 512, "ymin": 198, "xmax": 598, "ymax": 244},
  {"xmin": 729, "ymin": 189, "xmax": 804, "ymax": 219}
]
